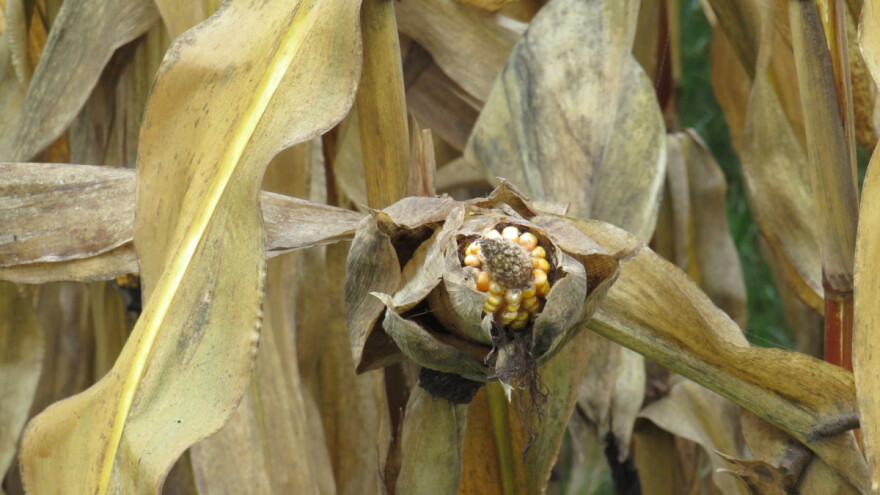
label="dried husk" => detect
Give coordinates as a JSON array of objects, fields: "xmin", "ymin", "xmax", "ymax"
[{"xmin": 344, "ymin": 182, "xmax": 619, "ymax": 385}]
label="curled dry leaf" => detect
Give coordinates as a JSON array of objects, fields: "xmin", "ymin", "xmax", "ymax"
[
  {"xmin": 716, "ymin": 452, "xmax": 794, "ymax": 495},
  {"xmin": 638, "ymin": 376, "xmax": 749, "ymax": 495},
  {"xmin": 19, "ymin": 0, "xmax": 363, "ymax": 493},
  {"xmin": 344, "ymin": 181, "xmax": 620, "ymax": 389}
]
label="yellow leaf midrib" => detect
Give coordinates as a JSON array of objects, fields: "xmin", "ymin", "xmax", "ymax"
[{"xmin": 98, "ymin": 2, "xmax": 323, "ymax": 493}]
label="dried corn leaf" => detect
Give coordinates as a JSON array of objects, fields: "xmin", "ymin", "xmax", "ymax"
[
  {"xmin": 153, "ymin": 1, "xmax": 208, "ymax": 38},
  {"xmin": 456, "ymin": 0, "xmax": 520, "ymax": 11},
  {"xmin": 739, "ymin": 410, "xmax": 858, "ymax": 494},
  {"xmin": 639, "ymin": 376, "xmax": 749, "ymax": 494},
  {"xmin": 633, "ymin": 422, "xmax": 679, "ymax": 494},
  {"xmin": 710, "ymin": 29, "xmax": 751, "ymax": 152},
  {"xmin": 308, "ymin": 244, "xmax": 391, "ymax": 495},
  {"xmin": 742, "ymin": 69, "xmax": 823, "ymax": 311},
  {"xmin": 407, "ymin": 61, "xmax": 480, "ymax": 151},
  {"xmin": 396, "ymin": 0, "xmax": 520, "ymax": 103},
  {"xmin": 716, "ymin": 453, "xmax": 793, "ymax": 494},
  {"xmin": 107, "ymin": 22, "xmax": 171, "ymax": 169},
  {"xmin": 0, "ymin": 282, "xmax": 42, "ymax": 495},
  {"xmin": 789, "ymin": 0, "xmax": 858, "ymax": 292},
  {"xmin": 0, "ymin": 0, "xmax": 158, "ymax": 161},
  {"xmin": 705, "ymin": 0, "xmax": 761, "ymax": 76},
  {"xmin": 458, "ymin": 387, "xmax": 511, "ymax": 494},
  {"xmin": 87, "ymin": 282, "xmax": 130, "ymax": 379},
  {"xmin": 396, "ymin": 386, "xmax": 469, "ymax": 495},
  {"xmin": 675, "ymin": 131, "xmax": 748, "ymax": 327},
  {"xmin": 541, "ymin": 216, "xmax": 868, "ymax": 491},
  {"xmin": 0, "ymin": 163, "xmax": 364, "ymax": 281},
  {"xmin": 189, "ymin": 256, "xmax": 332, "ymax": 494},
  {"xmin": 19, "ymin": 1, "xmax": 363, "ymax": 493},
  {"xmin": 465, "ymin": 0, "xmax": 652, "ymax": 223},
  {"xmin": 854, "ymin": 113, "xmax": 880, "ymax": 491}
]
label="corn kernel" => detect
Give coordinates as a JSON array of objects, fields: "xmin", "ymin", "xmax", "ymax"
[
  {"xmin": 476, "ymin": 271, "xmax": 491, "ymax": 292},
  {"xmin": 537, "ymin": 281, "xmax": 550, "ymax": 296},
  {"xmin": 533, "ymin": 257, "xmax": 550, "ymax": 272},
  {"xmin": 516, "ymin": 310, "xmax": 530, "ymax": 321},
  {"xmin": 504, "ymin": 288, "xmax": 522, "ymax": 303},
  {"xmin": 489, "ymin": 282, "xmax": 505, "ymax": 295},
  {"xmin": 501, "ymin": 311, "xmax": 519, "ymax": 324},
  {"xmin": 510, "ymin": 319, "xmax": 527, "ymax": 330},
  {"xmin": 502, "ymin": 226, "xmax": 520, "ymax": 240},
  {"xmin": 531, "ymin": 246, "xmax": 546, "ymax": 259},
  {"xmin": 464, "ymin": 254, "xmax": 481, "ymax": 267},
  {"xmin": 484, "ymin": 229, "xmax": 502, "ymax": 240},
  {"xmin": 487, "ymin": 294, "xmax": 504, "ymax": 307},
  {"xmin": 521, "ymin": 283, "xmax": 536, "ymax": 299},
  {"xmin": 518, "ymin": 232, "xmax": 538, "ymax": 250},
  {"xmin": 522, "ymin": 296, "xmax": 539, "ymax": 311},
  {"xmin": 532, "ymin": 269, "xmax": 547, "ymax": 287},
  {"xmin": 466, "ymin": 242, "xmax": 481, "ymax": 256},
  {"xmin": 506, "ymin": 302, "xmax": 521, "ymax": 312},
  {"xmin": 483, "ymin": 301, "xmax": 499, "ymax": 313}
]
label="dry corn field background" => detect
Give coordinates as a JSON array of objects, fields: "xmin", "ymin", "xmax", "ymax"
[{"xmin": 7, "ymin": 0, "xmax": 880, "ymax": 493}]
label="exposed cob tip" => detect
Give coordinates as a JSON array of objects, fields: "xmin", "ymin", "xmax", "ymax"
[{"xmin": 462, "ymin": 225, "xmax": 552, "ymax": 330}]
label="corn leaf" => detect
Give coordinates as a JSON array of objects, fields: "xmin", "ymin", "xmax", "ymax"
[
  {"xmin": 189, "ymin": 256, "xmax": 334, "ymax": 494},
  {"xmin": 0, "ymin": 163, "xmax": 364, "ymax": 281},
  {"xmin": 396, "ymin": 386, "xmax": 469, "ymax": 494},
  {"xmin": 742, "ymin": 67, "xmax": 823, "ymax": 311},
  {"xmin": 549, "ymin": 216, "xmax": 868, "ymax": 492},
  {"xmin": 0, "ymin": 282, "xmax": 42, "ymax": 495},
  {"xmin": 396, "ymin": 0, "xmax": 520, "ymax": 103},
  {"xmin": 638, "ymin": 376, "xmax": 749, "ymax": 495},
  {"xmin": 465, "ymin": 0, "xmax": 642, "ymax": 220},
  {"xmin": 789, "ymin": 0, "xmax": 859, "ymax": 292},
  {"xmin": 0, "ymin": 0, "xmax": 158, "ymax": 161},
  {"xmin": 19, "ymin": 1, "xmax": 363, "ymax": 493},
  {"xmin": 855, "ymin": 124, "xmax": 880, "ymax": 492}
]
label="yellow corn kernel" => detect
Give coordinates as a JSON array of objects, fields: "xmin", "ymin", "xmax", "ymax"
[
  {"xmin": 487, "ymin": 294, "xmax": 504, "ymax": 307},
  {"xmin": 506, "ymin": 302, "xmax": 521, "ymax": 312},
  {"xmin": 489, "ymin": 281, "xmax": 505, "ymax": 295},
  {"xmin": 466, "ymin": 242, "xmax": 481, "ymax": 256},
  {"xmin": 502, "ymin": 226, "xmax": 520, "ymax": 240},
  {"xmin": 522, "ymin": 296, "xmax": 539, "ymax": 311},
  {"xmin": 484, "ymin": 229, "xmax": 502, "ymax": 240},
  {"xmin": 518, "ymin": 232, "xmax": 538, "ymax": 250},
  {"xmin": 510, "ymin": 319, "xmax": 528, "ymax": 330},
  {"xmin": 516, "ymin": 310, "xmax": 529, "ymax": 321},
  {"xmin": 504, "ymin": 288, "xmax": 522, "ymax": 303},
  {"xmin": 531, "ymin": 246, "xmax": 546, "ymax": 259},
  {"xmin": 536, "ymin": 280, "xmax": 550, "ymax": 296},
  {"xmin": 483, "ymin": 301, "xmax": 499, "ymax": 313},
  {"xmin": 464, "ymin": 254, "xmax": 481, "ymax": 267},
  {"xmin": 532, "ymin": 269, "xmax": 547, "ymax": 287},
  {"xmin": 521, "ymin": 283, "xmax": 536, "ymax": 299},
  {"xmin": 533, "ymin": 257, "xmax": 550, "ymax": 272},
  {"xmin": 476, "ymin": 271, "xmax": 491, "ymax": 292},
  {"xmin": 501, "ymin": 311, "xmax": 519, "ymax": 324}
]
